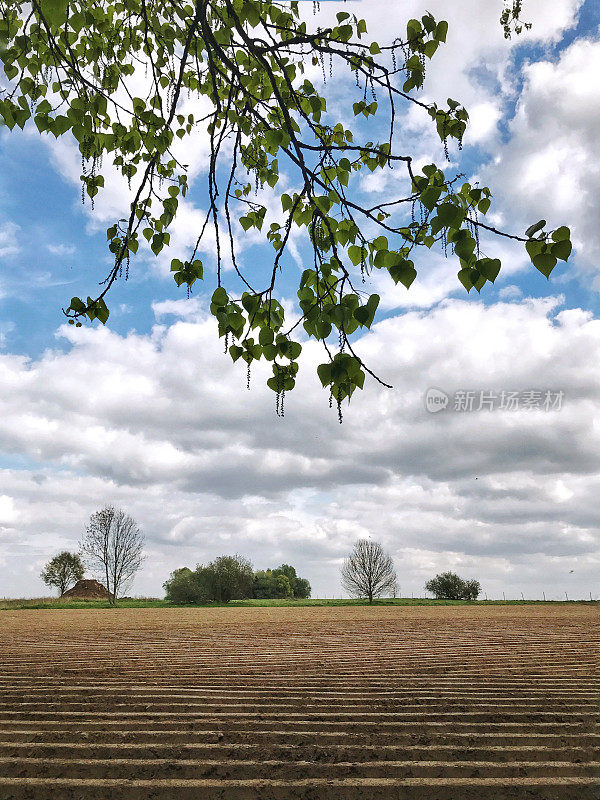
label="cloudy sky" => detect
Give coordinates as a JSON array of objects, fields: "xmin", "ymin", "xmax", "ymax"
[{"xmin": 1, "ymin": 0, "xmax": 599, "ymax": 600}]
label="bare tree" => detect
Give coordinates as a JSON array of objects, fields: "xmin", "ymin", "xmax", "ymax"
[
  {"xmin": 341, "ymin": 540, "xmax": 397, "ymax": 604},
  {"xmin": 79, "ymin": 506, "xmax": 145, "ymax": 605}
]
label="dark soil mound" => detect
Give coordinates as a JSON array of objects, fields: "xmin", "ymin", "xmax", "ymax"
[{"xmin": 61, "ymin": 580, "xmax": 111, "ymax": 599}]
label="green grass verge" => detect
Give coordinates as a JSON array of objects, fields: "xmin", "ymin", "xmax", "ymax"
[{"xmin": 0, "ymin": 597, "xmax": 597, "ymax": 610}]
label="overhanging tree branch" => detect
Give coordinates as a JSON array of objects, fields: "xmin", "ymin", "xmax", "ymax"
[{"xmin": 0, "ymin": 0, "xmax": 570, "ymax": 416}]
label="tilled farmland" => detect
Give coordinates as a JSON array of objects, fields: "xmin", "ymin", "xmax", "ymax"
[{"xmin": 0, "ymin": 605, "xmax": 598, "ymax": 799}]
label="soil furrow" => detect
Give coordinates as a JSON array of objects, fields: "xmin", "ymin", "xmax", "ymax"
[{"xmin": 0, "ymin": 605, "xmax": 597, "ymax": 800}]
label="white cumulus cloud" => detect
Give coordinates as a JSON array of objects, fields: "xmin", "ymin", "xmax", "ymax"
[{"xmin": 0, "ymin": 295, "xmax": 599, "ymax": 600}]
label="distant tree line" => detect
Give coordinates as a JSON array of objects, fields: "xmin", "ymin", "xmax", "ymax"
[
  {"xmin": 340, "ymin": 540, "xmax": 481, "ymax": 602},
  {"xmin": 40, "ymin": 524, "xmax": 481, "ymax": 606},
  {"xmin": 163, "ymin": 556, "xmax": 311, "ymax": 604}
]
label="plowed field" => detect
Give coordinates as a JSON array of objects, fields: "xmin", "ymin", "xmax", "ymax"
[{"xmin": 0, "ymin": 605, "xmax": 598, "ymax": 799}]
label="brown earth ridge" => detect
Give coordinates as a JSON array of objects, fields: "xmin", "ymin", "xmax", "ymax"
[
  {"xmin": 0, "ymin": 604, "xmax": 598, "ymax": 799},
  {"xmin": 60, "ymin": 580, "xmax": 111, "ymax": 600}
]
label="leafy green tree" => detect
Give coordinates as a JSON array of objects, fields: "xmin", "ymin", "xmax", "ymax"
[
  {"xmin": 292, "ymin": 577, "xmax": 311, "ymax": 599},
  {"xmin": 203, "ymin": 554, "xmax": 254, "ymax": 602},
  {"xmin": 0, "ymin": 1, "xmax": 572, "ymax": 413},
  {"xmin": 273, "ymin": 564, "xmax": 297, "ymax": 583},
  {"xmin": 272, "ymin": 564, "xmax": 311, "ymax": 598},
  {"xmin": 252, "ymin": 569, "xmax": 274, "ymax": 600},
  {"xmin": 163, "ymin": 567, "xmax": 210, "ymax": 603},
  {"xmin": 425, "ymin": 571, "xmax": 481, "ymax": 600},
  {"xmin": 164, "ymin": 556, "xmax": 253, "ymax": 602},
  {"xmin": 251, "ymin": 564, "xmax": 311, "ymax": 599},
  {"xmin": 40, "ymin": 551, "xmax": 85, "ymax": 596},
  {"xmin": 273, "ymin": 573, "xmax": 293, "ymax": 598}
]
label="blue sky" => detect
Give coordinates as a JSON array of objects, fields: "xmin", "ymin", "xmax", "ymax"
[{"xmin": 1, "ymin": 0, "xmax": 599, "ymax": 600}]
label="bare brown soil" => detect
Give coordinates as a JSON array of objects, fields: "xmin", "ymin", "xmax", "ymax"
[
  {"xmin": 0, "ymin": 605, "xmax": 598, "ymax": 799},
  {"xmin": 60, "ymin": 580, "xmax": 111, "ymax": 600}
]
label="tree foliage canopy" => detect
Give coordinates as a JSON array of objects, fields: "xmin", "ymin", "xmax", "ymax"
[
  {"xmin": 425, "ymin": 571, "xmax": 481, "ymax": 601},
  {"xmin": 0, "ymin": 0, "xmax": 571, "ymax": 412},
  {"xmin": 40, "ymin": 550, "xmax": 85, "ymax": 595},
  {"xmin": 163, "ymin": 555, "xmax": 253, "ymax": 602},
  {"xmin": 163, "ymin": 557, "xmax": 311, "ymax": 602},
  {"xmin": 203, "ymin": 553, "xmax": 254, "ymax": 601},
  {"xmin": 252, "ymin": 563, "xmax": 311, "ymax": 598},
  {"xmin": 162, "ymin": 567, "xmax": 200, "ymax": 603}
]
